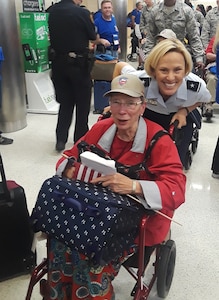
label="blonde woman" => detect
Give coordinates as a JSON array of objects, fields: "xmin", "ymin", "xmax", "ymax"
[{"xmin": 112, "ymin": 39, "xmax": 211, "ymax": 166}]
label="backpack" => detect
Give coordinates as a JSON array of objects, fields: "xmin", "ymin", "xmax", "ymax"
[
  {"xmin": 30, "ymin": 131, "xmax": 168, "ymax": 266},
  {"xmin": 126, "ymin": 11, "xmax": 134, "ymax": 28}
]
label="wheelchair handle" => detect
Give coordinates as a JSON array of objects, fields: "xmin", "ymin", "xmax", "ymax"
[{"xmin": 169, "ymin": 120, "xmax": 182, "ymax": 145}]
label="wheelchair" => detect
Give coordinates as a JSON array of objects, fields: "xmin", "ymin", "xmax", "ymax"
[
  {"xmin": 142, "ymin": 106, "xmax": 202, "ymax": 171},
  {"xmin": 176, "ymin": 108, "xmax": 202, "ymax": 171},
  {"xmin": 122, "ymin": 216, "xmax": 176, "ymax": 300},
  {"xmin": 25, "ymin": 215, "xmax": 176, "ymax": 300},
  {"xmin": 195, "ymin": 61, "xmax": 214, "ymax": 122}
]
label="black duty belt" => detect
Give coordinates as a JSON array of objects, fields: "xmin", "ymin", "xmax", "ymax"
[
  {"xmin": 54, "ymin": 51, "xmax": 87, "ymax": 59},
  {"xmin": 68, "ymin": 52, "xmax": 86, "ymax": 58}
]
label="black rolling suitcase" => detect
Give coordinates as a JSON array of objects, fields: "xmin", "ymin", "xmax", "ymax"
[{"xmin": 0, "ymin": 154, "xmax": 36, "ymax": 281}]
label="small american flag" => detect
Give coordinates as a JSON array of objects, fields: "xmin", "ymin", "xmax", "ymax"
[
  {"xmin": 61, "ymin": 153, "xmax": 104, "ymax": 182},
  {"xmin": 73, "ymin": 162, "xmax": 101, "ymax": 183}
]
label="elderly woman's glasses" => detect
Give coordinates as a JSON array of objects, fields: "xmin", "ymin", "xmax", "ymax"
[{"xmin": 109, "ymin": 100, "xmax": 142, "ymax": 110}]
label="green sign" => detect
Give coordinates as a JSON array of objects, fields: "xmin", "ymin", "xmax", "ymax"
[{"xmin": 19, "ymin": 12, "xmax": 50, "ymax": 73}]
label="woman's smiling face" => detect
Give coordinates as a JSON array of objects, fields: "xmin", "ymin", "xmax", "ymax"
[{"xmin": 153, "ymin": 51, "xmax": 186, "ymax": 100}]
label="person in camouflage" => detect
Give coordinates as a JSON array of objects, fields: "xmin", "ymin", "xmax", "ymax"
[
  {"xmin": 135, "ymin": 0, "xmax": 154, "ymax": 70},
  {"xmin": 144, "ymin": 0, "xmax": 205, "ymax": 68},
  {"xmin": 201, "ymin": 23, "xmax": 219, "ymax": 119},
  {"xmin": 184, "ymin": 0, "xmax": 204, "ymax": 34},
  {"xmin": 139, "ymin": 0, "xmax": 154, "ymax": 36},
  {"xmin": 201, "ymin": 0, "xmax": 219, "ymax": 49},
  {"xmin": 194, "ymin": 9, "xmax": 205, "ymax": 33}
]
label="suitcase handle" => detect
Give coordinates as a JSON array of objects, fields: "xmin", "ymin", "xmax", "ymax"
[
  {"xmin": 0, "ymin": 154, "xmax": 9, "ymax": 195},
  {"xmin": 0, "ymin": 153, "xmax": 11, "ymax": 204}
]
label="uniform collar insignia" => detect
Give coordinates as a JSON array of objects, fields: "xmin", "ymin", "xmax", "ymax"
[{"xmin": 146, "ymin": 98, "xmax": 158, "ymax": 105}]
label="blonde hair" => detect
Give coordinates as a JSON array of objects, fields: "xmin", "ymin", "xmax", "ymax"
[
  {"xmin": 145, "ymin": 39, "xmax": 193, "ymax": 77},
  {"xmin": 213, "ymin": 24, "xmax": 219, "ymax": 53}
]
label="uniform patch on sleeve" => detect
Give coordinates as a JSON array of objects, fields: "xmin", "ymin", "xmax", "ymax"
[{"xmin": 186, "ymin": 80, "xmax": 201, "ymax": 92}]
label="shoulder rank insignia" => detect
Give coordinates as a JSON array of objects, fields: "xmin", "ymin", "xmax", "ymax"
[
  {"xmin": 187, "ymin": 80, "xmax": 201, "ymax": 92},
  {"xmin": 140, "ymin": 77, "xmax": 151, "ymax": 87}
]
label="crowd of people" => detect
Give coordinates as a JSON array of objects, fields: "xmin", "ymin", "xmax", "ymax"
[
  {"xmin": 127, "ymin": 0, "xmax": 218, "ymax": 120},
  {"xmin": 119, "ymin": 0, "xmax": 219, "ymax": 178},
  {"xmin": 110, "ymin": 39, "xmax": 211, "ymax": 169}
]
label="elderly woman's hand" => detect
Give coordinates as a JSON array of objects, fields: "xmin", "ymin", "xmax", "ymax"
[
  {"xmin": 91, "ymin": 173, "xmax": 142, "ymax": 196},
  {"xmin": 102, "ymin": 106, "xmax": 111, "ymax": 114},
  {"xmin": 62, "ymin": 166, "xmax": 76, "ymax": 179}
]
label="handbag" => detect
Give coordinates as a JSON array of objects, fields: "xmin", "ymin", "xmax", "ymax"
[
  {"xmin": 90, "ymin": 59, "xmax": 117, "ymax": 81},
  {"xmin": 209, "ymin": 65, "xmax": 216, "ymax": 74},
  {"xmin": 30, "ymin": 175, "xmax": 145, "ymax": 266}
]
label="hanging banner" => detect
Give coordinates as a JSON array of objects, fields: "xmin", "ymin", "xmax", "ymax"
[{"xmin": 22, "ymin": 0, "xmax": 45, "ymax": 12}]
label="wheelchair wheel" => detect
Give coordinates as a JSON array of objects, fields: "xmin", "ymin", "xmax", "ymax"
[
  {"xmin": 157, "ymin": 240, "xmax": 176, "ymax": 298},
  {"xmin": 191, "ymin": 129, "xmax": 199, "ymax": 154},
  {"xmin": 127, "ymin": 54, "xmax": 132, "ymax": 61},
  {"xmin": 184, "ymin": 150, "xmax": 192, "ymax": 170}
]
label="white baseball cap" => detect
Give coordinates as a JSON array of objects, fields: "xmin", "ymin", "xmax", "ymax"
[
  {"xmin": 156, "ymin": 29, "xmax": 177, "ymax": 40},
  {"xmin": 104, "ymin": 74, "xmax": 145, "ymax": 98}
]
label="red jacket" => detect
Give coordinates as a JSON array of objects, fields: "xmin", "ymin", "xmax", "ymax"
[
  {"xmin": 205, "ymin": 36, "xmax": 215, "ymax": 54},
  {"xmin": 57, "ymin": 117, "xmax": 186, "ymax": 246}
]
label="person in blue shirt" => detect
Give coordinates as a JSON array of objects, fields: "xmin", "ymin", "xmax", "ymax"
[
  {"xmin": 128, "ymin": 1, "xmax": 143, "ymax": 62},
  {"xmin": 131, "ymin": 1, "xmax": 143, "ymax": 26},
  {"xmin": 94, "ymin": 0, "xmax": 120, "ymax": 59}
]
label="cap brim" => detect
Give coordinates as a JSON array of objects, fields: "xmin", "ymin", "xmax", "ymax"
[
  {"xmin": 104, "ymin": 89, "xmax": 143, "ymax": 98},
  {"xmin": 156, "ymin": 34, "xmax": 165, "ymax": 38}
]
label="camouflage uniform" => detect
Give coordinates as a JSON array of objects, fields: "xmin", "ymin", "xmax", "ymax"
[
  {"xmin": 201, "ymin": 7, "xmax": 219, "ymax": 49},
  {"xmin": 139, "ymin": 5, "xmax": 153, "ymax": 35},
  {"xmin": 144, "ymin": 1, "xmax": 204, "ymax": 63},
  {"xmin": 194, "ymin": 10, "xmax": 205, "ymax": 32}
]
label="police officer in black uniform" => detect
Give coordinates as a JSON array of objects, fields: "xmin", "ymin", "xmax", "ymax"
[{"xmin": 48, "ymin": 0, "xmax": 96, "ymax": 152}]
